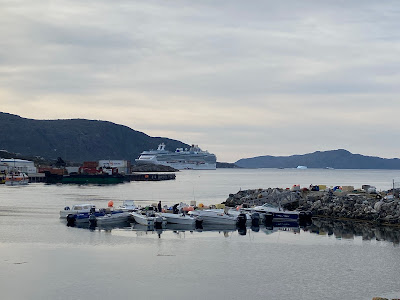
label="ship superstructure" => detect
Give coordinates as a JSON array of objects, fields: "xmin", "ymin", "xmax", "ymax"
[{"xmin": 135, "ymin": 143, "xmax": 217, "ymax": 170}]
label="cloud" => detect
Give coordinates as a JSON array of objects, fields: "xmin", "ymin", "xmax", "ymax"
[{"xmin": 1, "ymin": 0, "xmax": 400, "ymax": 161}]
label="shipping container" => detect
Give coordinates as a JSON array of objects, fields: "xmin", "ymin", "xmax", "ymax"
[{"xmin": 83, "ymin": 161, "xmax": 98, "ymax": 168}]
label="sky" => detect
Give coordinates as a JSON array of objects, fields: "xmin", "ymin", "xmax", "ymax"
[{"xmin": 1, "ymin": 0, "xmax": 400, "ymax": 162}]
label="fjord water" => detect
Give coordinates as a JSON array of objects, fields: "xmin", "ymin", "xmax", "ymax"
[{"xmin": 1, "ymin": 168, "xmax": 400, "ymax": 300}]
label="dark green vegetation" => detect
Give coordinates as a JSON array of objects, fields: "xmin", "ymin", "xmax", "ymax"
[
  {"xmin": 216, "ymin": 162, "xmax": 240, "ymax": 168},
  {"xmin": 235, "ymin": 149, "xmax": 400, "ymax": 169},
  {"xmin": 0, "ymin": 112, "xmax": 188, "ymax": 163}
]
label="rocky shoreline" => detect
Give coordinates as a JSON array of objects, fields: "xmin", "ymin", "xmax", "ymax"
[{"xmin": 223, "ymin": 187, "xmax": 400, "ymax": 226}]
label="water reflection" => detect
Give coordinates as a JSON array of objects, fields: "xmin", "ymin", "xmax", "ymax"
[
  {"xmin": 63, "ymin": 217, "xmax": 400, "ymax": 244},
  {"xmin": 303, "ymin": 219, "xmax": 400, "ymax": 245}
]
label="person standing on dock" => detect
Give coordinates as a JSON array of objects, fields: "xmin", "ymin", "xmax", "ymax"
[{"xmin": 158, "ymin": 201, "xmax": 162, "ymax": 212}]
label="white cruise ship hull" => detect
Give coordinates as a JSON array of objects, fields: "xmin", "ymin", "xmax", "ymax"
[
  {"xmin": 135, "ymin": 159, "xmax": 216, "ymax": 170},
  {"xmin": 135, "ymin": 143, "xmax": 217, "ymax": 170}
]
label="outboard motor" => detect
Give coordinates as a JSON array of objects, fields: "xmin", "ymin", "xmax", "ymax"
[
  {"xmin": 264, "ymin": 212, "xmax": 273, "ymax": 225},
  {"xmin": 195, "ymin": 217, "xmax": 203, "ymax": 229},
  {"xmin": 66, "ymin": 214, "xmax": 76, "ymax": 227},
  {"xmin": 236, "ymin": 213, "xmax": 247, "ymax": 228},
  {"xmin": 154, "ymin": 216, "xmax": 163, "ymax": 229},
  {"xmin": 89, "ymin": 214, "xmax": 97, "ymax": 228},
  {"xmin": 251, "ymin": 212, "xmax": 260, "ymax": 227}
]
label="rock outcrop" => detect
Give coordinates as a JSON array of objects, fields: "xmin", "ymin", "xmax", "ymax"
[{"xmin": 224, "ymin": 188, "xmax": 400, "ymax": 225}]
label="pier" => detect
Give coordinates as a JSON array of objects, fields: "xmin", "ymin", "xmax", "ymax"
[
  {"xmin": 128, "ymin": 173, "xmax": 176, "ymax": 181},
  {"xmin": 24, "ymin": 172, "xmax": 175, "ymax": 183},
  {"xmin": 28, "ymin": 173, "xmax": 47, "ymax": 183}
]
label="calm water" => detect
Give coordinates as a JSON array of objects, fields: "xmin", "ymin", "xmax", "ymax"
[{"xmin": 1, "ymin": 169, "xmax": 400, "ymax": 300}]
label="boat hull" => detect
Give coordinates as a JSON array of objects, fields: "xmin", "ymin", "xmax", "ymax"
[
  {"xmin": 131, "ymin": 212, "xmax": 166, "ymax": 226},
  {"xmin": 161, "ymin": 213, "xmax": 197, "ymax": 225},
  {"xmin": 95, "ymin": 212, "xmax": 131, "ymax": 225},
  {"xmin": 189, "ymin": 210, "xmax": 237, "ymax": 225},
  {"xmin": 135, "ymin": 160, "xmax": 216, "ymax": 170}
]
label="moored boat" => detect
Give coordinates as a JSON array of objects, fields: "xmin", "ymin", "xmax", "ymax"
[
  {"xmin": 119, "ymin": 200, "xmax": 138, "ymax": 212},
  {"xmin": 131, "ymin": 210, "xmax": 166, "ymax": 227},
  {"xmin": 60, "ymin": 203, "xmax": 96, "ymax": 218},
  {"xmin": 92, "ymin": 211, "xmax": 131, "ymax": 226},
  {"xmin": 245, "ymin": 203, "xmax": 300, "ymax": 222},
  {"xmin": 5, "ymin": 171, "xmax": 29, "ymax": 186},
  {"xmin": 188, "ymin": 209, "xmax": 238, "ymax": 225}
]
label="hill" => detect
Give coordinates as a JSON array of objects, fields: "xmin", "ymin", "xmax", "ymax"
[
  {"xmin": 0, "ymin": 112, "xmax": 188, "ymax": 163},
  {"xmin": 235, "ymin": 149, "xmax": 400, "ymax": 169}
]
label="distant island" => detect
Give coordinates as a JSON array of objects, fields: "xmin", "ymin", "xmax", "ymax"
[{"xmin": 235, "ymin": 149, "xmax": 400, "ymax": 170}]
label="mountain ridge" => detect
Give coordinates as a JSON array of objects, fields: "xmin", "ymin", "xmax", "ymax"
[
  {"xmin": 0, "ymin": 112, "xmax": 189, "ymax": 163},
  {"xmin": 235, "ymin": 149, "xmax": 400, "ymax": 169}
]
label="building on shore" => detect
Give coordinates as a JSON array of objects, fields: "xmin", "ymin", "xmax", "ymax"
[{"xmin": 0, "ymin": 158, "xmax": 37, "ymax": 174}]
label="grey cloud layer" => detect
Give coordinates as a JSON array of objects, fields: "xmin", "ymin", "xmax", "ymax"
[{"xmin": 1, "ymin": 0, "xmax": 399, "ymax": 161}]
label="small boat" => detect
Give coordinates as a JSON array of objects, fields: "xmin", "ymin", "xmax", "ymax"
[
  {"xmin": 245, "ymin": 203, "xmax": 300, "ymax": 222},
  {"xmin": 119, "ymin": 200, "xmax": 138, "ymax": 212},
  {"xmin": 160, "ymin": 212, "xmax": 201, "ymax": 226},
  {"xmin": 65, "ymin": 209, "xmax": 130, "ymax": 227},
  {"xmin": 60, "ymin": 203, "xmax": 96, "ymax": 218},
  {"xmin": 296, "ymin": 166, "xmax": 307, "ymax": 169},
  {"xmin": 5, "ymin": 171, "xmax": 29, "ymax": 186},
  {"xmin": 188, "ymin": 209, "xmax": 238, "ymax": 225},
  {"xmin": 131, "ymin": 210, "xmax": 166, "ymax": 227},
  {"xmin": 93, "ymin": 211, "xmax": 131, "ymax": 226}
]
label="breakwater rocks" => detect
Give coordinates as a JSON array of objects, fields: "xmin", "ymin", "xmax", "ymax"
[{"xmin": 224, "ymin": 188, "xmax": 400, "ymax": 225}]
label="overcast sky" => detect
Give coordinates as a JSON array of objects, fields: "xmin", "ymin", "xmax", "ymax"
[{"xmin": 1, "ymin": 1, "xmax": 400, "ymax": 162}]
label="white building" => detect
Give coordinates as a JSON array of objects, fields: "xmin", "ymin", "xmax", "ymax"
[{"xmin": 0, "ymin": 159, "xmax": 37, "ymax": 174}]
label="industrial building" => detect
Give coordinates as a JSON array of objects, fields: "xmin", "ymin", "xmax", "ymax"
[{"xmin": 0, "ymin": 159, "xmax": 37, "ymax": 174}]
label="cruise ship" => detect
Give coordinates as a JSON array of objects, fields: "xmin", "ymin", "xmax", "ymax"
[{"xmin": 135, "ymin": 143, "xmax": 217, "ymax": 170}]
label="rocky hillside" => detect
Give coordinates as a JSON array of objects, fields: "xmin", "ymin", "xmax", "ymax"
[
  {"xmin": 0, "ymin": 112, "xmax": 188, "ymax": 163},
  {"xmin": 235, "ymin": 149, "xmax": 400, "ymax": 169}
]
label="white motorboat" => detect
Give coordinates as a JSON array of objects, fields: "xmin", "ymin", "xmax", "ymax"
[
  {"xmin": 5, "ymin": 171, "xmax": 29, "ymax": 186},
  {"xmin": 160, "ymin": 212, "xmax": 199, "ymax": 225},
  {"xmin": 119, "ymin": 200, "xmax": 138, "ymax": 212},
  {"xmin": 245, "ymin": 203, "xmax": 299, "ymax": 222},
  {"xmin": 94, "ymin": 211, "xmax": 131, "ymax": 226},
  {"xmin": 60, "ymin": 203, "xmax": 96, "ymax": 218},
  {"xmin": 188, "ymin": 209, "xmax": 238, "ymax": 225},
  {"xmin": 131, "ymin": 211, "xmax": 166, "ymax": 227}
]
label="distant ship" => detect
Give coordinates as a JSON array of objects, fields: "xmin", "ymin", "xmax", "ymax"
[{"xmin": 135, "ymin": 143, "xmax": 217, "ymax": 170}]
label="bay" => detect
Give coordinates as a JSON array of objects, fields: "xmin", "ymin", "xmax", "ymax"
[{"xmin": 1, "ymin": 168, "xmax": 400, "ymax": 300}]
